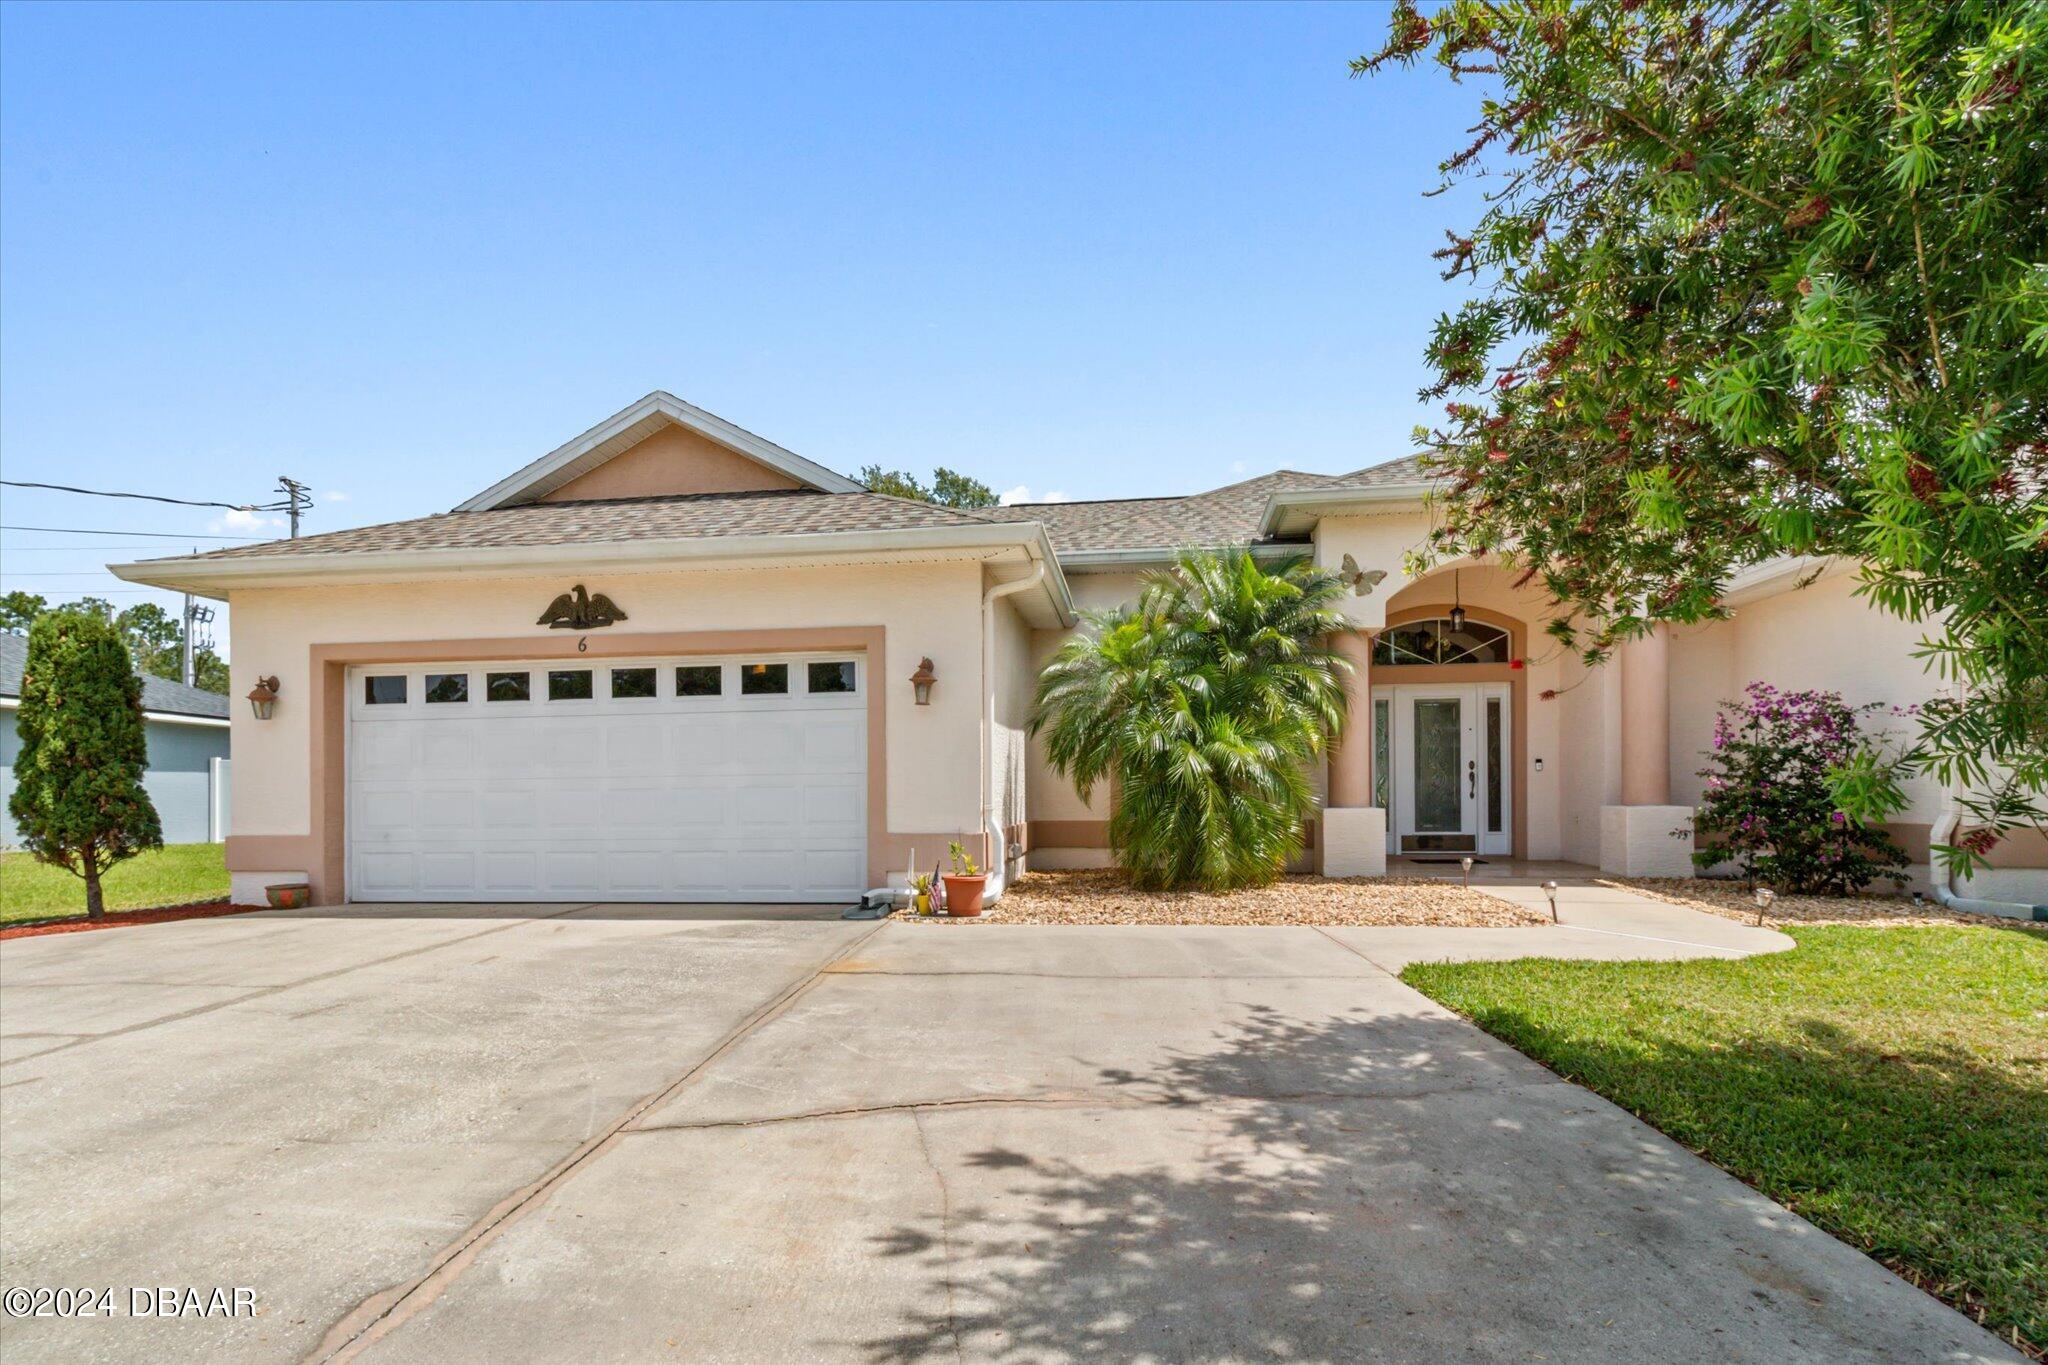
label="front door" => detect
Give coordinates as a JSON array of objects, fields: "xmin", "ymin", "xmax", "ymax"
[{"xmin": 1374, "ymin": 683, "xmax": 1511, "ymax": 856}]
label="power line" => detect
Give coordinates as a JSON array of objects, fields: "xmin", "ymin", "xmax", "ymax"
[
  {"xmin": 0, "ymin": 525, "xmax": 266, "ymax": 540},
  {"xmin": 2, "ymin": 545, "xmax": 212, "ymax": 552},
  {"xmin": 0, "ymin": 479, "xmax": 292, "ymax": 512}
]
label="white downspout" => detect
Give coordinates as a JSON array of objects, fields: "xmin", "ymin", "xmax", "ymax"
[
  {"xmin": 980, "ymin": 558, "xmax": 1046, "ymax": 904},
  {"xmin": 1926, "ymin": 803, "xmax": 2047, "ymax": 920}
]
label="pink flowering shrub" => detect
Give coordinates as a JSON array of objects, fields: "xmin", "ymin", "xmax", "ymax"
[{"xmin": 1693, "ymin": 683, "xmax": 1907, "ymax": 894}]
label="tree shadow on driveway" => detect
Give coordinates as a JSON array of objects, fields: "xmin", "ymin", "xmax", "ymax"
[{"xmin": 855, "ymin": 1001, "xmax": 2021, "ymax": 1364}]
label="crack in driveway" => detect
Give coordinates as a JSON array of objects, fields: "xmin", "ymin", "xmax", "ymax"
[
  {"xmin": 0, "ymin": 906, "xmax": 604, "ymax": 1067},
  {"xmin": 306, "ymin": 919, "xmax": 886, "ymax": 1364}
]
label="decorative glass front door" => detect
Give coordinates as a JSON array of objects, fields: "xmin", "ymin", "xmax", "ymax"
[
  {"xmin": 1411, "ymin": 697, "xmax": 1467, "ymax": 844},
  {"xmin": 1373, "ymin": 684, "xmax": 1511, "ymax": 856}
]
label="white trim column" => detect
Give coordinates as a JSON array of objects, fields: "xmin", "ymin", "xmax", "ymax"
[{"xmin": 1322, "ymin": 630, "xmax": 1386, "ymax": 877}]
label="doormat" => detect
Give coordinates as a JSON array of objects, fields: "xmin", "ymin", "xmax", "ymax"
[{"xmin": 1407, "ymin": 857, "xmax": 1489, "ymax": 865}]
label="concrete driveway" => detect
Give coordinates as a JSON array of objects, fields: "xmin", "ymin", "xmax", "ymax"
[{"xmin": 0, "ymin": 904, "xmax": 2020, "ymax": 1364}]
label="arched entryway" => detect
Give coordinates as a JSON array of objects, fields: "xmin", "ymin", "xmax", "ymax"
[{"xmin": 1368, "ymin": 601, "xmax": 1529, "ymax": 858}]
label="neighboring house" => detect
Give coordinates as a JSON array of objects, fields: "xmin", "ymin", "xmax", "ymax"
[
  {"xmin": 0, "ymin": 632, "xmax": 232, "ymax": 847},
  {"xmin": 112, "ymin": 391, "xmax": 2043, "ymax": 906}
]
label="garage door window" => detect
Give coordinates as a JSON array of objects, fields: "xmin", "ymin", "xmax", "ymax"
[
  {"xmin": 807, "ymin": 661, "xmax": 857, "ymax": 694},
  {"xmin": 425, "ymin": 673, "xmax": 469, "ymax": 704},
  {"xmin": 741, "ymin": 663, "xmax": 789, "ymax": 696},
  {"xmin": 675, "ymin": 665, "xmax": 722, "ymax": 697},
  {"xmin": 610, "ymin": 667, "xmax": 657, "ymax": 699},
  {"xmin": 486, "ymin": 671, "xmax": 530, "ymax": 702},
  {"xmin": 364, "ymin": 675, "xmax": 407, "ymax": 705},
  {"xmin": 548, "ymin": 669, "xmax": 594, "ymax": 701}
]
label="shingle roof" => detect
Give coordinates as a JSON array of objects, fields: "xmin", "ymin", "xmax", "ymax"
[
  {"xmin": 0, "ymin": 632, "xmax": 230, "ymax": 719},
  {"xmin": 1334, "ymin": 454, "xmax": 1431, "ymax": 488},
  {"xmin": 125, "ymin": 456, "xmax": 1434, "ymax": 572},
  {"xmin": 156, "ymin": 488, "xmax": 1002, "ymax": 562},
  {"xmin": 982, "ymin": 457, "xmax": 1433, "ymax": 554}
]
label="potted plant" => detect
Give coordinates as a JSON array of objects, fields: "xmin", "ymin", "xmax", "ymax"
[
  {"xmin": 943, "ymin": 841, "xmax": 987, "ymax": 918},
  {"xmin": 910, "ymin": 872, "xmax": 934, "ymax": 916}
]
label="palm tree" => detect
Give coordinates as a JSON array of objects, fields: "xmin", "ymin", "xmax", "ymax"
[{"xmin": 1032, "ymin": 548, "xmax": 1355, "ymax": 890}]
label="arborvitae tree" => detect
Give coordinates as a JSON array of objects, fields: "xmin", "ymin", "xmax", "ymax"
[{"xmin": 8, "ymin": 610, "xmax": 163, "ymax": 918}]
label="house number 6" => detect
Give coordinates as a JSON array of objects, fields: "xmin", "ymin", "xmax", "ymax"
[{"xmin": 578, "ymin": 636, "xmax": 589, "ymax": 653}]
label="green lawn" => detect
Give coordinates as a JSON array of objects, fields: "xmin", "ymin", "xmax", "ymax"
[
  {"xmin": 0, "ymin": 843, "xmax": 231, "ymax": 924},
  {"xmin": 1404, "ymin": 926, "xmax": 2047, "ymax": 1356}
]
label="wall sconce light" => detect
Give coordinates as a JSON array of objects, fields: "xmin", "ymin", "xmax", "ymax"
[
  {"xmin": 909, "ymin": 657, "xmax": 936, "ymax": 706},
  {"xmin": 247, "ymin": 675, "xmax": 280, "ymax": 721}
]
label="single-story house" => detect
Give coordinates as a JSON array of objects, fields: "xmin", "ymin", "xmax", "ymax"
[
  {"xmin": 113, "ymin": 392, "xmax": 2043, "ymax": 906},
  {"xmin": 1, "ymin": 631, "xmax": 231, "ymax": 847}
]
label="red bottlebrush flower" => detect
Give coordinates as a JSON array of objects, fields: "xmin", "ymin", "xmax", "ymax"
[
  {"xmin": 1906, "ymin": 457, "xmax": 1941, "ymax": 505},
  {"xmin": 1666, "ymin": 376, "xmax": 1681, "ymax": 391},
  {"xmin": 1785, "ymin": 194, "xmax": 1830, "ymax": 230},
  {"xmin": 1488, "ymin": 448, "xmax": 1510, "ymax": 463},
  {"xmin": 1958, "ymin": 828, "xmax": 2001, "ymax": 857},
  {"xmin": 1510, "ymin": 658, "xmax": 1525, "ymax": 671}
]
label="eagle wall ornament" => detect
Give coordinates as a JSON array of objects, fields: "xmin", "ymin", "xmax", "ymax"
[
  {"xmin": 1338, "ymin": 554, "xmax": 1388, "ymax": 597},
  {"xmin": 538, "ymin": 584, "xmax": 628, "ymax": 630}
]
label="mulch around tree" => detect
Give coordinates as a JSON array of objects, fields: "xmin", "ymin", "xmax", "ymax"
[{"xmin": 0, "ymin": 900, "xmax": 270, "ymax": 941}]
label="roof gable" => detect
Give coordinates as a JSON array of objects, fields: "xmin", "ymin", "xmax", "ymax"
[{"xmin": 457, "ymin": 392, "xmax": 862, "ymax": 511}]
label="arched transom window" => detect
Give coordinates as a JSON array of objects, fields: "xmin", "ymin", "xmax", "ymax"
[{"xmin": 1373, "ymin": 618, "xmax": 1511, "ymax": 666}]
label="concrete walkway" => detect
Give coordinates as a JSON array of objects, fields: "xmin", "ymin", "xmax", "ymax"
[
  {"xmin": 1347, "ymin": 873, "xmax": 1793, "ymax": 971},
  {"xmin": 0, "ymin": 899, "xmax": 2017, "ymax": 1364}
]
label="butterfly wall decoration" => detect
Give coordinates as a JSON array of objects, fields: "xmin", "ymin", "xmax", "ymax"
[{"xmin": 1337, "ymin": 554, "xmax": 1388, "ymax": 597}]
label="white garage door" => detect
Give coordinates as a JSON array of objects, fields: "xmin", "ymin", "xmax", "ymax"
[{"xmin": 347, "ymin": 653, "xmax": 866, "ymax": 902}]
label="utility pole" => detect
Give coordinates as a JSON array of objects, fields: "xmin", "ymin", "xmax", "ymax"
[
  {"xmin": 277, "ymin": 476, "xmax": 311, "ymax": 539},
  {"xmin": 181, "ymin": 568, "xmax": 215, "ymax": 688}
]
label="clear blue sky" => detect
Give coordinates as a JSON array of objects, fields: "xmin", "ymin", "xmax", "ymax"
[{"xmin": 0, "ymin": 1, "xmax": 1489, "ymax": 646}]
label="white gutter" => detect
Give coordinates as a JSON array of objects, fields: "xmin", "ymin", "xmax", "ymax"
[
  {"xmin": 111, "ymin": 522, "xmax": 1079, "ymax": 625},
  {"xmin": 979, "ymin": 560, "xmax": 1046, "ymax": 905},
  {"xmin": 1259, "ymin": 484, "xmax": 1434, "ymax": 537},
  {"xmin": 1717, "ymin": 555, "xmax": 1845, "ymax": 606},
  {"xmin": 1055, "ymin": 543, "xmax": 1307, "ymax": 573},
  {"xmin": 0, "ymin": 696, "xmax": 229, "ymax": 728}
]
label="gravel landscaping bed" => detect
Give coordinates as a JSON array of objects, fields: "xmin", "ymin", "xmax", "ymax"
[
  {"xmin": 1603, "ymin": 876, "xmax": 2016, "ymax": 928},
  {"xmin": 904, "ymin": 868, "xmax": 1544, "ymax": 926}
]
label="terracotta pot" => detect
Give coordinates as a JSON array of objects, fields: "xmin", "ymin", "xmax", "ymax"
[
  {"xmin": 942, "ymin": 874, "xmax": 987, "ymax": 917},
  {"xmin": 266, "ymin": 883, "xmax": 312, "ymax": 909}
]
